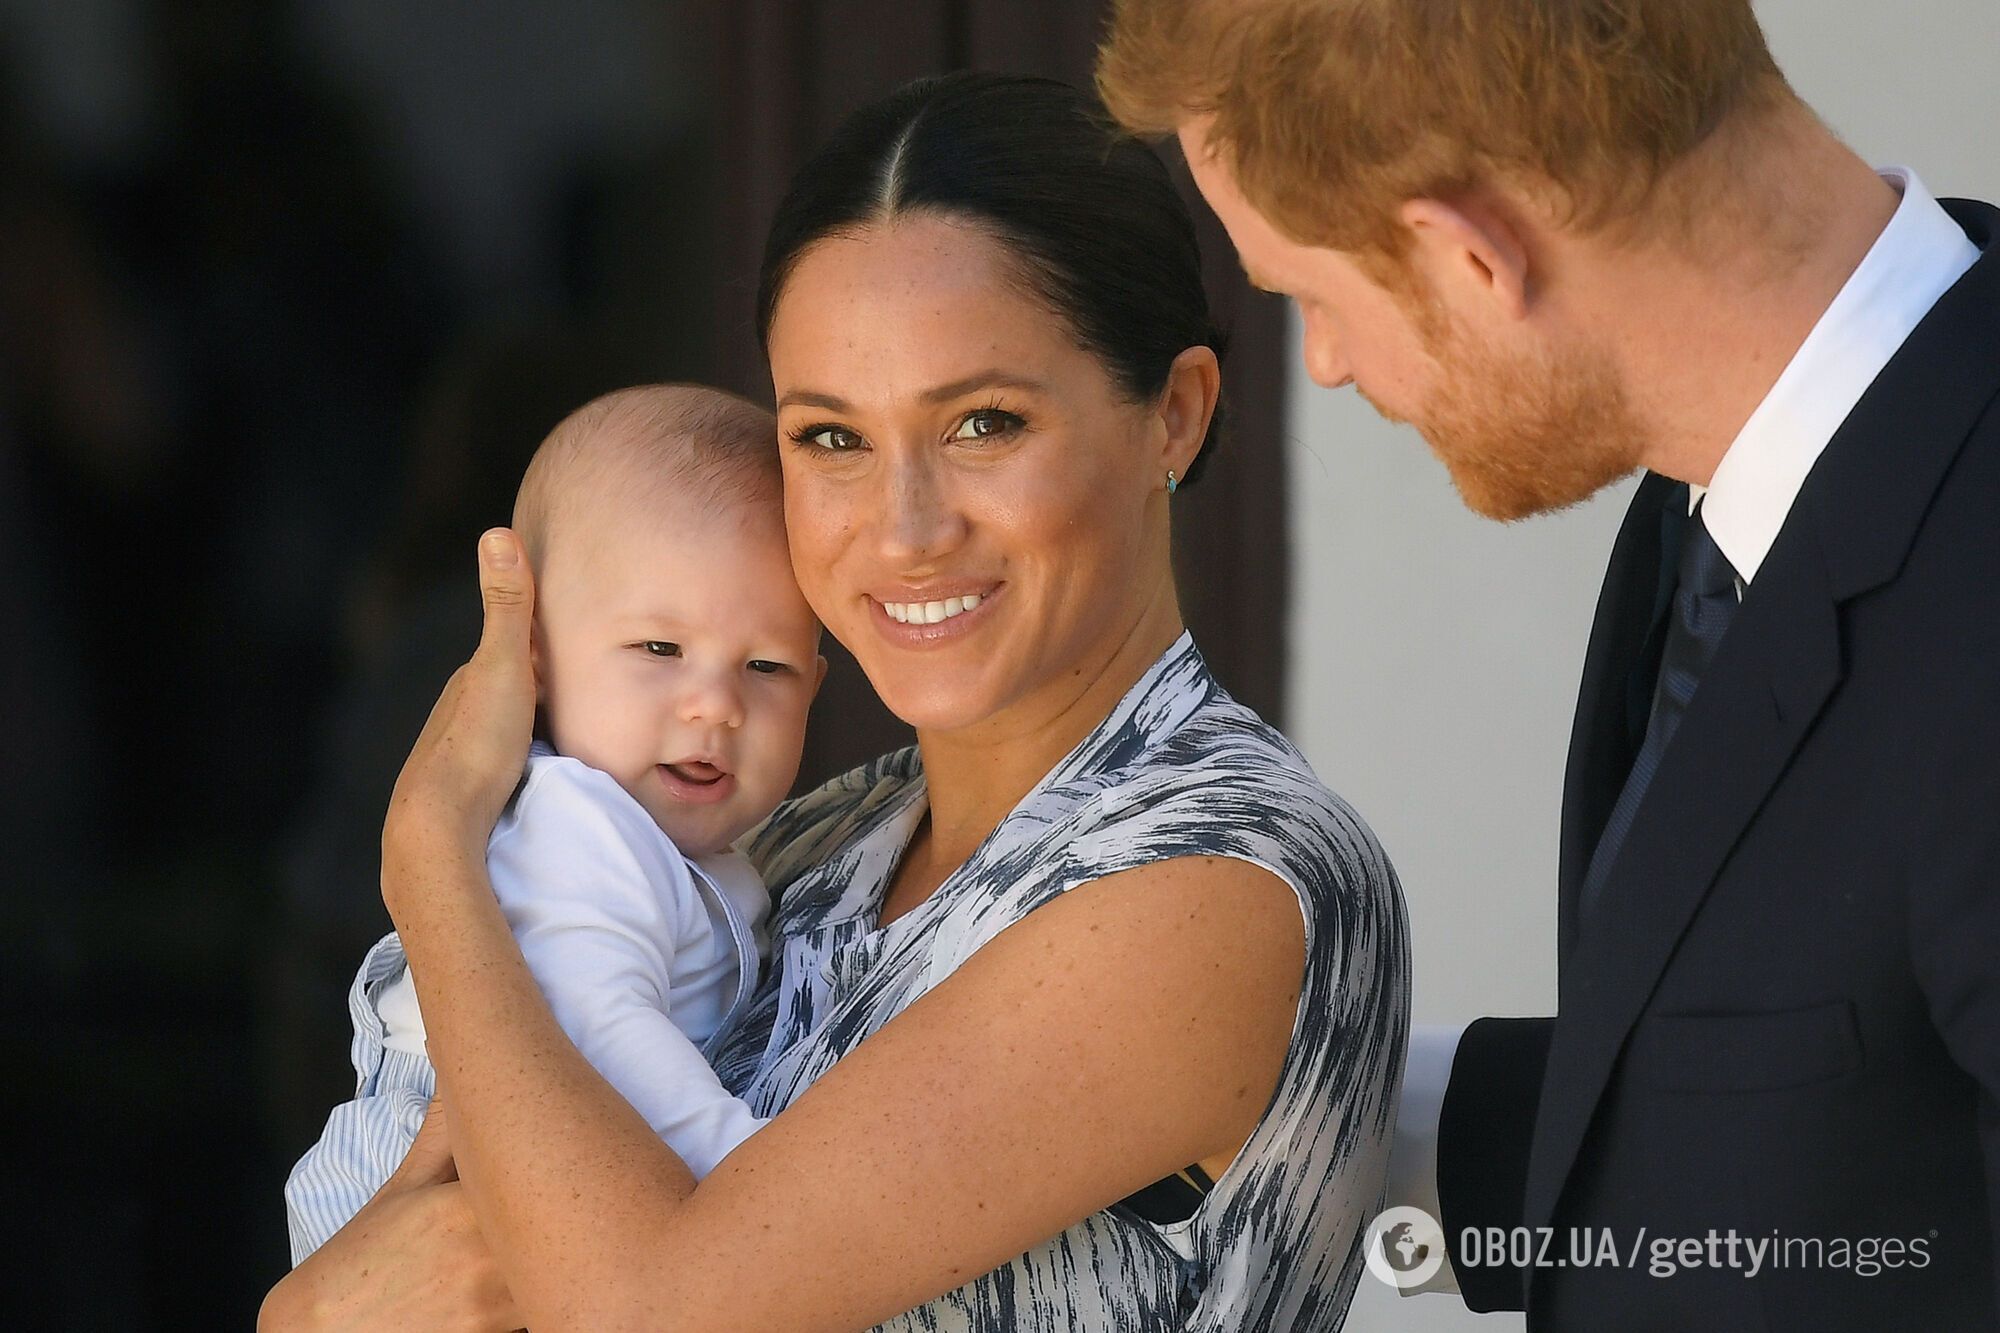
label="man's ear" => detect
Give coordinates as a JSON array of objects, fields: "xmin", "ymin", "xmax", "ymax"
[
  {"xmin": 811, "ymin": 653, "xmax": 829, "ymax": 700},
  {"xmin": 1399, "ymin": 196, "xmax": 1530, "ymax": 321},
  {"xmin": 1157, "ymin": 344, "xmax": 1222, "ymax": 484}
]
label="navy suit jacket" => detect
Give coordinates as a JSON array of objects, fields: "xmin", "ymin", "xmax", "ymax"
[{"xmin": 1437, "ymin": 198, "xmax": 2000, "ymax": 1331}]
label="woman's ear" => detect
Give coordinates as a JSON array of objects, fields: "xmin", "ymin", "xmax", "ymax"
[{"xmin": 1157, "ymin": 344, "xmax": 1222, "ymax": 484}]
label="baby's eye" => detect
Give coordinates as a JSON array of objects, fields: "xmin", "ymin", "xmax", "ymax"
[
  {"xmin": 639, "ymin": 641, "xmax": 681, "ymax": 658},
  {"xmin": 950, "ymin": 408, "xmax": 1024, "ymax": 442},
  {"xmin": 747, "ymin": 659, "xmax": 790, "ymax": 676},
  {"xmin": 792, "ymin": 424, "xmax": 864, "ymax": 452}
]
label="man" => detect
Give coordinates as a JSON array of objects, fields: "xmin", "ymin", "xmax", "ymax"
[{"xmin": 1100, "ymin": 2, "xmax": 2000, "ymax": 1329}]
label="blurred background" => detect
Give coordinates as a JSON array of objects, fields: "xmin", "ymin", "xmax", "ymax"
[
  {"xmin": 0, "ymin": 0, "xmax": 1285, "ymax": 1322},
  {"xmin": 3, "ymin": 0, "xmax": 1995, "ymax": 1326}
]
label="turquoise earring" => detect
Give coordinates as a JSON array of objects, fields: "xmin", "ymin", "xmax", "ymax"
[{"xmin": 1166, "ymin": 469, "xmax": 1179, "ymax": 495}]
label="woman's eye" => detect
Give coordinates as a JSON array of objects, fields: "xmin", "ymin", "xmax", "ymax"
[
  {"xmin": 793, "ymin": 425, "xmax": 863, "ymax": 452},
  {"xmin": 951, "ymin": 409, "xmax": 1024, "ymax": 441},
  {"xmin": 640, "ymin": 641, "xmax": 681, "ymax": 658},
  {"xmin": 747, "ymin": 660, "xmax": 789, "ymax": 676}
]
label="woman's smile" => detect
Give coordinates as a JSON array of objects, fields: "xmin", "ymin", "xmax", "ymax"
[
  {"xmin": 870, "ymin": 583, "xmax": 1002, "ymax": 642},
  {"xmin": 877, "ymin": 589, "xmax": 987, "ymax": 624}
]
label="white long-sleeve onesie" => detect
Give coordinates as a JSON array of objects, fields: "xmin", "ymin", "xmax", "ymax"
[{"xmin": 283, "ymin": 744, "xmax": 770, "ymax": 1264}]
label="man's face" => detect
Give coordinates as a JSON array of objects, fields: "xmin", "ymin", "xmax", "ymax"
[
  {"xmin": 1176, "ymin": 123, "xmax": 1436, "ymax": 408},
  {"xmin": 1178, "ymin": 121, "xmax": 1647, "ymax": 520}
]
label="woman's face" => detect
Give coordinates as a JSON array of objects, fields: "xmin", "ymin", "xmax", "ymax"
[{"xmin": 767, "ymin": 215, "xmax": 1177, "ymax": 735}]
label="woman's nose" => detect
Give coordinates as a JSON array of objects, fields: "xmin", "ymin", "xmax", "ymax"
[{"xmin": 876, "ymin": 448, "xmax": 968, "ymax": 567}]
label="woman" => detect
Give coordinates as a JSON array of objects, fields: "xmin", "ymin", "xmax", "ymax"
[{"xmin": 264, "ymin": 73, "xmax": 1408, "ymax": 1331}]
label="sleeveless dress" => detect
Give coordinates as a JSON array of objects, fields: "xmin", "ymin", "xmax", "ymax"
[{"xmin": 711, "ymin": 633, "xmax": 1410, "ymax": 1331}]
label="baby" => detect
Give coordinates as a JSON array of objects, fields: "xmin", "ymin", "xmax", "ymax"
[{"xmin": 284, "ymin": 384, "xmax": 824, "ymax": 1263}]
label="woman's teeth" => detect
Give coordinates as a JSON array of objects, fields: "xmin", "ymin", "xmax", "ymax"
[{"xmin": 882, "ymin": 593, "xmax": 982, "ymax": 625}]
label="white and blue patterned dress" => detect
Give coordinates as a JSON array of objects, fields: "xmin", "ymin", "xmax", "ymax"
[{"xmin": 714, "ymin": 632, "xmax": 1410, "ymax": 1331}]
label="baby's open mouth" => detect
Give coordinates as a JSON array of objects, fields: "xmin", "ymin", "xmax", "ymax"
[{"xmin": 664, "ymin": 760, "xmax": 726, "ymax": 786}]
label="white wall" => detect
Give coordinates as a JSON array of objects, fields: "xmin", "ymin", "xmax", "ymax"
[{"xmin": 1283, "ymin": 5, "xmax": 2000, "ymax": 1328}]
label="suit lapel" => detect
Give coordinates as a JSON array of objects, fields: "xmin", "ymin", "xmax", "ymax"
[
  {"xmin": 1556, "ymin": 475, "xmax": 1685, "ymax": 964},
  {"xmin": 1525, "ymin": 197, "xmax": 2000, "ymax": 1234},
  {"xmin": 1527, "ymin": 539, "xmax": 1843, "ymax": 1229}
]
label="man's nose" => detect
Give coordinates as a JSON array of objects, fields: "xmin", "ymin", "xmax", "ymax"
[{"xmin": 1301, "ymin": 314, "xmax": 1355, "ymax": 390}]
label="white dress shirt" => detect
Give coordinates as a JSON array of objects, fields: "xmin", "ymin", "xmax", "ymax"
[{"xmin": 1389, "ymin": 167, "xmax": 1981, "ymax": 1296}]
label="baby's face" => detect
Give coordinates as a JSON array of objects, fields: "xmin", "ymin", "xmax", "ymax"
[{"xmin": 533, "ymin": 499, "xmax": 824, "ymax": 856}]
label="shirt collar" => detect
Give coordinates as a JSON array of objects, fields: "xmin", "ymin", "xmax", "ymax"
[{"xmin": 1692, "ymin": 168, "xmax": 1980, "ymax": 583}]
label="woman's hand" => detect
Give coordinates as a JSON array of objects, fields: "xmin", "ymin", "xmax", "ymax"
[
  {"xmin": 382, "ymin": 529, "xmax": 538, "ymax": 915},
  {"xmin": 265, "ymin": 534, "xmax": 543, "ymax": 1329},
  {"xmin": 260, "ymin": 1098, "xmax": 525, "ymax": 1331}
]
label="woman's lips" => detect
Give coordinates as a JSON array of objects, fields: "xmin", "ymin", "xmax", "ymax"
[
  {"xmin": 656, "ymin": 762, "xmax": 737, "ymax": 805},
  {"xmin": 869, "ymin": 584, "xmax": 1000, "ymax": 646}
]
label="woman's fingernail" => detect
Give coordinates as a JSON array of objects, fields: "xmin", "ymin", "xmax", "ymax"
[{"xmin": 480, "ymin": 530, "xmax": 517, "ymax": 568}]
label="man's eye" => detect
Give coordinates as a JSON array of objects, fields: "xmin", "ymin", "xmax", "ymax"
[
  {"xmin": 791, "ymin": 424, "xmax": 863, "ymax": 451},
  {"xmin": 640, "ymin": 641, "xmax": 681, "ymax": 658},
  {"xmin": 950, "ymin": 409, "xmax": 1025, "ymax": 441},
  {"xmin": 747, "ymin": 660, "xmax": 790, "ymax": 675}
]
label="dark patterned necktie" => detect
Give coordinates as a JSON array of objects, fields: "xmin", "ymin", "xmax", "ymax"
[{"xmin": 1579, "ymin": 500, "xmax": 1741, "ymax": 918}]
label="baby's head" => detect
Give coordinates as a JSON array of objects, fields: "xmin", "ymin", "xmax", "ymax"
[{"xmin": 513, "ymin": 384, "xmax": 824, "ymax": 856}]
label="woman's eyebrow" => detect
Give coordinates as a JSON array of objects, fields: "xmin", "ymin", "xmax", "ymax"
[
  {"xmin": 776, "ymin": 388, "xmax": 850, "ymax": 411},
  {"xmin": 919, "ymin": 371, "xmax": 1046, "ymax": 403},
  {"xmin": 777, "ymin": 372, "xmax": 1046, "ymax": 413}
]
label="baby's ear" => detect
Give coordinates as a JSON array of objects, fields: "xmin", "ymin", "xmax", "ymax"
[
  {"xmin": 811, "ymin": 654, "xmax": 829, "ymax": 700},
  {"xmin": 528, "ymin": 621, "xmax": 548, "ymax": 704}
]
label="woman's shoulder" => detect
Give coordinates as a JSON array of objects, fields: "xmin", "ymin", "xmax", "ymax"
[
  {"xmin": 1085, "ymin": 686, "xmax": 1386, "ymax": 881},
  {"xmin": 738, "ymin": 746, "xmax": 922, "ymax": 886}
]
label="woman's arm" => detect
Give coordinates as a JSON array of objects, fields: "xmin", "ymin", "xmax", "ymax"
[
  {"xmin": 488, "ymin": 765, "xmax": 767, "ymax": 1175},
  {"xmin": 383, "ymin": 532, "xmax": 1309, "ymax": 1332},
  {"xmin": 409, "ymin": 847, "xmax": 1304, "ymax": 1331},
  {"xmin": 262, "ymin": 1097, "xmax": 525, "ymax": 1330}
]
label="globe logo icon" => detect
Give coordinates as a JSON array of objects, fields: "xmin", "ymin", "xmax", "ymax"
[
  {"xmin": 1364, "ymin": 1207, "xmax": 1447, "ymax": 1288},
  {"xmin": 1383, "ymin": 1221, "xmax": 1428, "ymax": 1271}
]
